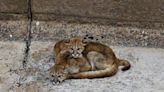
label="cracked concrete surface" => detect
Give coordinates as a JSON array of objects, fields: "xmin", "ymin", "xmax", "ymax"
[
  {"xmin": 29, "ymin": 43, "xmax": 164, "ymax": 92},
  {"xmin": 1, "ymin": 41, "xmax": 164, "ymax": 92},
  {"xmin": 0, "ymin": 0, "xmax": 164, "ymax": 92},
  {"xmin": 0, "ymin": 20, "xmax": 164, "ymax": 92}
]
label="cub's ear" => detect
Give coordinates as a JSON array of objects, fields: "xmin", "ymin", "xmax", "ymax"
[
  {"xmin": 63, "ymin": 39, "xmax": 70, "ymax": 43},
  {"xmin": 82, "ymin": 39, "xmax": 88, "ymax": 45},
  {"xmin": 63, "ymin": 39, "xmax": 70, "ymax": 46}
]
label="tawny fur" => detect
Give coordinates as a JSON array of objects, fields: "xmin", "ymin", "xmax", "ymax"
[
  {"xmin": 50, "ymin": 37, "xmax": 131, "ymax": 82},
  {"xmin": 50, "ymin": 38, "xmax": 91, "ymax": 82}
]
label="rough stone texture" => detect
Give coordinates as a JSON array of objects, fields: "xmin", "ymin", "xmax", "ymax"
[
  {"xmin": 33, "ymin": 14, "xmax": 164, "ymax": 29},
  {"xmin": 0, "ymin": 13, "xmax": 27, "ymax": 20},
  {"xmin": 0, "ymin": 0, "xmax": 28, "ymax": 20},
  {"xmin": 0, "ymin": 1, "xmax": 164, "ymax": 91},
  {"xmin": 32, "ymin": 0, "xmax": 164, "ymax": 22},
  {"xmin": 0, "ymin": 20, "xmax": 28, "ymax": 41},
  {"xmin": 31, "ymin": 21, "xmax": 164, "ymax": 48},
  {"xmin": 0, "ymin": 42, "xmax": 26, "ymax": 92},
  {"xmin": 0, "ymin": 0, "xmax": 27, "ymax": 13},
  {"xmin": 15, "ymin": 41, "xmax": 164, "ymax": 92}
]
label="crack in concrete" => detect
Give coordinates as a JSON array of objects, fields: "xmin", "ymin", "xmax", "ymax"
[{"xmin": 23, "ymin": 0, "xmax": 32, "ymax": 68}]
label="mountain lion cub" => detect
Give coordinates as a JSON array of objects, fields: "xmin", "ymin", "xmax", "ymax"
[{"xmin": 50, "ymin": 37, "xmax": 131, "ymax": 83}]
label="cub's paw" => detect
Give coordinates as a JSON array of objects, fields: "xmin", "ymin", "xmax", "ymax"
[
  {"xmin": 50, "ymin": 75, "xmax": 61, "ymax": 85},
  {"xmin": 50, "ymin": 73, "xmax": 67, "ymax": 85}
]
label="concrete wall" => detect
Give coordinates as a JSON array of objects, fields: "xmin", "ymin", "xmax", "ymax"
[
  {"xmin": 32, "ymin": 0, "xmax": 164, "ymax": 22},
  {"xmin": 0, "ymin": 0, "xmax": 27, "ymax": 20},
  {"xmin": 0, "ymin": 0, "xmax": 164, "ymax": 22}
]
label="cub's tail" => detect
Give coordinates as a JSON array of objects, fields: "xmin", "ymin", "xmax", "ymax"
[
  {"xmin": 117, "ymin": 59, "xmax": 131, "ymax": 71},
  {"xmin": 69, "ymin": 64, "xmax": 118, "ymax": 79}
]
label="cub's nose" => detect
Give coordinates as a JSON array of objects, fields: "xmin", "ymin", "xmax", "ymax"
[{"xmin": 72, "ymin": 54, "xmax": 79, "ymax": 58}]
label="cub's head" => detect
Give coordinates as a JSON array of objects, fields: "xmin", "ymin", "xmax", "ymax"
[{"xmin": 62, "ymin": 37, "xmax": 86, "ymax": 58}]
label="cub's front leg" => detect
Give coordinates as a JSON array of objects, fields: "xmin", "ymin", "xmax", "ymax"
[{"xmin": 49, "ymin": 64, "xmax": 69, "ymax": 84}]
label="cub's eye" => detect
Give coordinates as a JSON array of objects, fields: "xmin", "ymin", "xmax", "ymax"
[
  {"xmin": 77, "ymin": 48, "xmax": 80, "ymax": 50},
  {"xmin": 71, "ymin": 48, "xmax": 73, "ymax": 50}
]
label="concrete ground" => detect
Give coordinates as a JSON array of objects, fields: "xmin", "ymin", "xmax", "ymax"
[
  {"xmin": 0, "ymin": 40, "xmax": 164, "ymax": 92},
  {"xmin": 0, "ymin": 20, "xmax": 164, "ymax": 92}
]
